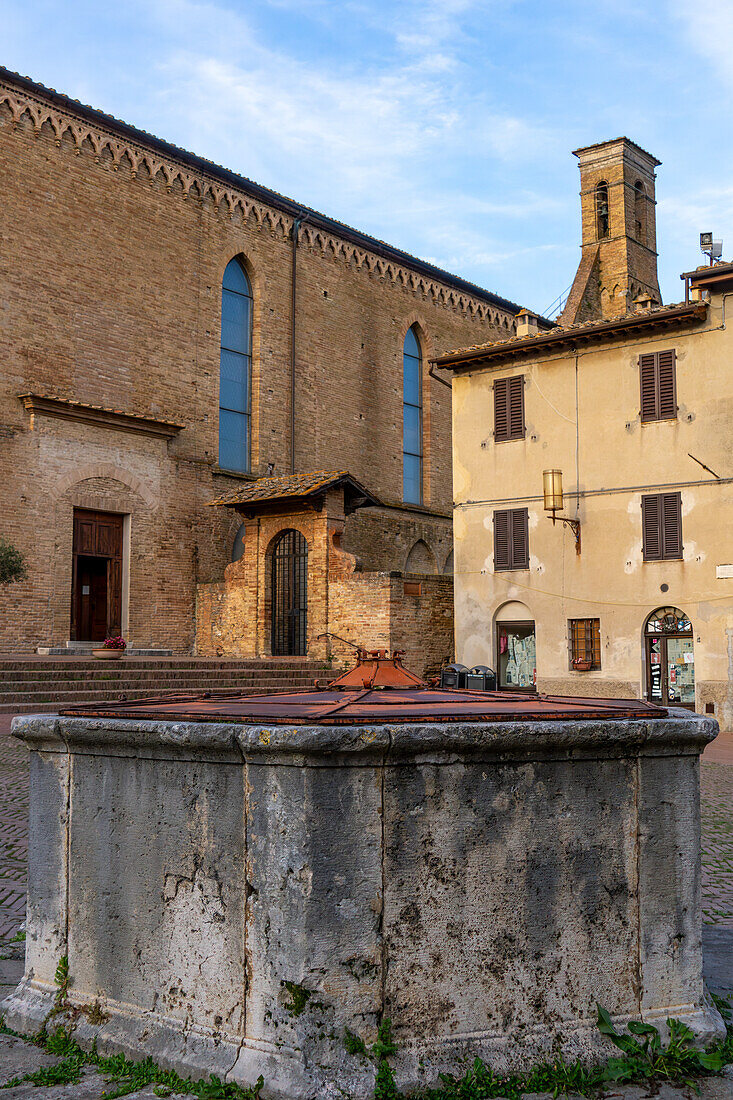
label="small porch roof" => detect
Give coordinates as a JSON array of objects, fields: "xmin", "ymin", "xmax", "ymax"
[{"xmin": 208, "ymin": 470, "xmax": 381, "ymax": 514}]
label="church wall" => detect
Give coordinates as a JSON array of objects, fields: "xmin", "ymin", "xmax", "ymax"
[{"xmin": 0, "ymin": 73, "xmax": 513, "ymax": 651}]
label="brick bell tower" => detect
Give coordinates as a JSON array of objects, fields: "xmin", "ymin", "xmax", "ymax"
[{"xmin": 559, "ymin": 137, "xmax": 662, "ymax": 326}]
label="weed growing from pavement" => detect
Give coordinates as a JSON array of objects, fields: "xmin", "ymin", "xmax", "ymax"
[
  {"xmin": 0, "ymin": 1020, "xmax": 264, "ymax": 1097},
  {"xmin": 346, "ymin": 1000, "xmax": 733, "ymax": 1099},
  {"xmin": 1, "ymin": 953, "xmax": 731, "ymax": 1099}
]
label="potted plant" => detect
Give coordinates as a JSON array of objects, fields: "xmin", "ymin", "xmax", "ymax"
[
  {"xmin": 572, "ymin": 657, "xmax": 593, "ymax": 671},
  {"xmin": 92, "ymin": 636, "xmax": 127, "ymax": 660}
]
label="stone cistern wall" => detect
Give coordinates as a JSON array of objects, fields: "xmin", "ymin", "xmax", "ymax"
[{"xmin": 1, "ymin": 710, "xmax": 725, "ymax": 1099}]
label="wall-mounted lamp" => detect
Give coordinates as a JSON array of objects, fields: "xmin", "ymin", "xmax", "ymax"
[{"xmin": 543, "ymin": 469, "xmax": 581, "ymax": 554}]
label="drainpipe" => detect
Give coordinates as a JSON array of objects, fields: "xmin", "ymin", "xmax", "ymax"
[
  {"xmin": 291, "ymin": 212, "xmax": 309, "ymax": 474},
  {"xmin": 428, "ymin": 363, "xmax": 452, "ymax": 389}
]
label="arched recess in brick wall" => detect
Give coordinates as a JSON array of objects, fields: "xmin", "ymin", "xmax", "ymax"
[
  {"xmin": 405, "ymin": 539, "xmax": 438, "ymax": 574},
  {"xmin": 52, "ymin": 463, "xmax": 157, "ymax": 507},
  {"xmin": 51, "ymin": 471, "xmax": 159, "ymax": 648},
  {"xmin": 443, "ymin": 549, "xmax": 454, "ymax": 575}
]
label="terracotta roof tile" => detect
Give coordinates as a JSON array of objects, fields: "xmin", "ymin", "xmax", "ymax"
[
  {"xmin": 434, "ymin": 302, "xmax": 700, "ymax": 362},
  {"xmin": 209, "ymin": 470, "xmax": 379, "ymax": 509}
]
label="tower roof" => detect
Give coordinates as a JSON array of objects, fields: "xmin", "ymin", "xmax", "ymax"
[{"xmin": 572, "ymin": 136, "xmax": 661, "ymax": 168}]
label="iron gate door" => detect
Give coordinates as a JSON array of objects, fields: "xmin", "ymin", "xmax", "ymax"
[{"xmin": 271, "ymin": 529, "xmax": 308, "ymax": 656}]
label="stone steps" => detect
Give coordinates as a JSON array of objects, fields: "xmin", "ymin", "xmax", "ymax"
[
  {"xmin": 0, "ymin": 659, "xmax": 321, "ymax": 671},
  {"xmin": 0, "ymin": 657, "xmax": 327, "ymax": 714},
  {"xmin": 0, "ymin": 668, "xmax": 322, "ymax": 684}
]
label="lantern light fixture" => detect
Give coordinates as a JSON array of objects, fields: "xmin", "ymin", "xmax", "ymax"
[{"xmin": 542, "ymin": 468, "xmax": 581, "ymax": 554}]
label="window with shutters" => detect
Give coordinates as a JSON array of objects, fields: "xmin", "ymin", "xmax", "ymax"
[
  {"xmin": 569, "ymin": 618, "xmax": 601, "ymax": 669},
  {"xmin": 493, "ymin": 508, "xmax": 529, "ymax": 571},
  {"xmin": 639, "ymin": 350, "xmax": 677, "ymax": 422},
  {"xmin": 494, "ymin": 376, "xmax": 525, "ymax": 441},
  {"xmin": 642, "ymin": 492, "xmax": 683, "ymax": 561}
]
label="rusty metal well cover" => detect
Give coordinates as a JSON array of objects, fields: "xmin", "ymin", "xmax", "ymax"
[{"xmin": 60, "ymin": 650, "xmax": 668, "ymax": 726}]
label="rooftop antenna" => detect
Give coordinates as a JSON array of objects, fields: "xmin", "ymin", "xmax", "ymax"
[{"xmin": 700, "ymin": 232, "xmax": 723, "ymax": 266}]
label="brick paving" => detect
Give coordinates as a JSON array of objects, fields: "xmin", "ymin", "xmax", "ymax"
[
  {"xmin": 0, "ymin": 718, "xmax": 27, "ymax": 942},
  {"xmin": 701, "ymin": 760, "xmax": 733, "ymax": 927}
]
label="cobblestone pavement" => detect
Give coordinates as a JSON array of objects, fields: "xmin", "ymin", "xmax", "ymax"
[
  {"xmin": 702, "ymin": 762, "xmax": 733, "ymax": 927},
  {"xmin": 0, "ymin": 724, "xmax": 27, "ymax": 943}
]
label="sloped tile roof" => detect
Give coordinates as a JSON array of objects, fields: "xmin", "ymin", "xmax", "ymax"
[
  {"xmin": 433, "ymin": 301, "xmax": 707, "ymax": 367},
  {"xmin": 209, "ymin": 470, "xmax": 379, "ymax": 509}
]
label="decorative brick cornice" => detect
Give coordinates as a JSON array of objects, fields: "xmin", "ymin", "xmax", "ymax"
[
  {"xmin": 0, "ymin": 76, "xmax": 518, "ymax": 331},
  {"xmin": 19, "ymin": 394, "xmax": 184, "ymax": 439}
]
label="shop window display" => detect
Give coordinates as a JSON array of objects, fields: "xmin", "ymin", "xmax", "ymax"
[{"xmin": 497, "ymin": 621, "xmax": 537, "ymax": 692}]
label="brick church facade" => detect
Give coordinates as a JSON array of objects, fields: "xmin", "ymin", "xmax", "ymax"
[{"xmin": 0, "ymin": 66, "xmax": 522, "ymax": 668}]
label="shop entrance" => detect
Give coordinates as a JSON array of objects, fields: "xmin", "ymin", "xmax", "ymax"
[
  {"xmin": 496, "ymin": 620, "xmax": 537, "ymax": 692},
  {"xmin": 70, "ymin": 510, "xmax": 124, "ymax": 641},
  {"xmin": 644, "ymin": 607, "xmax": 695, "ymax": 710}
]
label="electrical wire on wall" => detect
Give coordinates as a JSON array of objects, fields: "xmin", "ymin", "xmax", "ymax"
[{"xmin": 451, "ymin": 568, "xmax": 732, "ymax": 608}]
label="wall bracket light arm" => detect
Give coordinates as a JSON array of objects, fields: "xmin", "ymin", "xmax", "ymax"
[
  {"xmin": 543, "ymin": 469, "xmax": 581, "ymax": 554},
  {"xmin": 550, "ymin": 513, "xmax": 581, "ymax": 554}
]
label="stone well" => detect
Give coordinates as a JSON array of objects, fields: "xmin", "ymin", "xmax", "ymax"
[{"xmin": 2, "ymin": 697, "xmax": 725, "ymax": 1099}]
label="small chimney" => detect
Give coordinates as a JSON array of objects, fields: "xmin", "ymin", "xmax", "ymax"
[
  {"xmin": 516, "ymin": 309, "xmax": 542, "ymax": 338},
  {"xmin": 633, "ymin": 293, "xmax": 654, "ymax": 312}
]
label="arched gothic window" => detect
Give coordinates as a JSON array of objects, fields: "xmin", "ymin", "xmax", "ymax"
[
  {"xmin": 595, "ymin": 181, "xmax": 609, "ymax": 240},
  {"xmin": 634, "ymin": 180, "xmax": 645, "ymax": 243},
  {"xmin": 219, "ymin": 257, "xmax": 252, "ymax": 472},
  {"xmin": 403, "ymin": 326, "xmax": 423, "ymax": 504}
]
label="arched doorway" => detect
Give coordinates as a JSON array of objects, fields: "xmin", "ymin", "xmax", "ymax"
[
  {"xmin": 495, "ymin": 600, "xmax": 536, "ymax": 692},
  {"xmin": 644, "ymin": 607, "xmax": 695, "ymax": 709},
  {"xmin": 271, "ymin": 529, "xmax": 308, "ymax": 656}
]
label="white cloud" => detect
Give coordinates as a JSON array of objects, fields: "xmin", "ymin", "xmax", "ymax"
[
  {"xmin": 669, "ymin": 0, "xmax": 733, "ymax": 88},
  {"xmin": 143, "ymin": 0, "xmax": 551, "ymax": 282}
]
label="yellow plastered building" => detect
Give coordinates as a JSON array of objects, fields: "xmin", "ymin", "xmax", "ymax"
[{"xmin": 437, "ymin": 140, "xmax": 733, "ymax": 726}]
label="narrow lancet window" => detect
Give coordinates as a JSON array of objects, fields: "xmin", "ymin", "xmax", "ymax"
[
  {"xmin": 595, "ymin": 182, "xmax": 609, "ymax": 240},
  {"xmin": 219, "ymin": 257, "xmax": 252, "ymax": 472},
  {"xmin": 402, "ymin": 326, "xmax": 423, "ymax": 504},
  {"xmin": 634, "ymin": 180, "xmax": 645, "ymax": 243}
]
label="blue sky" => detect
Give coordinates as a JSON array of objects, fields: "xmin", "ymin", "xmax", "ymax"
[{"xmin": 3, "ymin": 0, "xmax": 733, "ymax": 314}]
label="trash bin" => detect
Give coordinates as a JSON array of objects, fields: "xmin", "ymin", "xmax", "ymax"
[
  {"xmin": 465, "ymin": 665, "xmax": 497, "ymax": 691},
  {"xmin": 440, "ymin": 663, "xmax": 468, "ymax": 690}
]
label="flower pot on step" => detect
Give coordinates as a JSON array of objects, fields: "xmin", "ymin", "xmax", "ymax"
[{"xmin": 92, "ymin": 649, "xmax": 124, "ymax": 660}]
